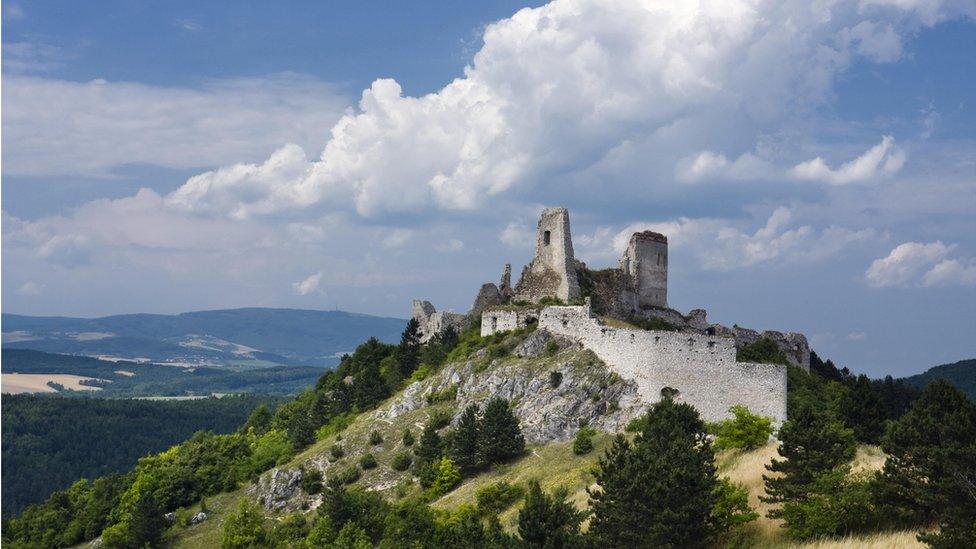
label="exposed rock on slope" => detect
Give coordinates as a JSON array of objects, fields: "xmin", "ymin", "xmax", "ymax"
[{"xmin": 250, "ymin": 329, "xmax": 646, "ymax": 511}]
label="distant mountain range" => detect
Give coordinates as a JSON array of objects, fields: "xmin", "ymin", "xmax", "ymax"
[
  {"xmin": 2, "ymin": 308, "xmax": 406, "ymax": 368},
  {"xmin": 903, "ymin": 358, "xmax": 976, "ymax": 400}
]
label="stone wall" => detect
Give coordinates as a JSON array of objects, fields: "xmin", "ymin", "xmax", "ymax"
[
  {"xmin": 480, "ymin": 308, "xmax": 539, "ymax": 337},
  {"xmin": 412, "ymin": 300, "xmax": 470, "ymax": 344},
  {"xmin": 514, "ymin": 207, "xmax": 581, "ymax": 303},
  {"xmin": 537, "ymin": 303, "xmax": 787, "ymax": 424}
]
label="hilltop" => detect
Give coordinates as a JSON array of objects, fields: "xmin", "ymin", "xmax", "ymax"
[
  {"xmin": 2, "ymin": 308, "xmax": 405, "ymax": 368},
  {"xmin": 903, "ymin": 358, "xmax": 976, "ymax": 400}
]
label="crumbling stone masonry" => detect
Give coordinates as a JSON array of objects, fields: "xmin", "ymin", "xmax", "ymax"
[
  {"xmin": 411, "ymin": 300, "xmax": 469, "ymax": 344},
  {"xmin": 537, "ymin": 301, "xmax": 787, "ymax": 425},
  {"xmin": 620, "ymin": 230, "xmax": 668, "ymax": 309},
  {"xmin": 514, "ymin": 207, "xmax": 581, "ymax": 303}
]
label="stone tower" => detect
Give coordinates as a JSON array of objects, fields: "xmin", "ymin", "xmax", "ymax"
[
  {"xmin": 514, "ymin": 207, "xmax": 581, "ymax": 303},
  {"xmin": 619, "ymin": 231, "xmax": 668, "ymax": 309}
]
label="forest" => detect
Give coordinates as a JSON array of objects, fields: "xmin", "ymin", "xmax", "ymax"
[{"xmin": 2, "ymin": 394, "xmax": 284, "ymax": 516}]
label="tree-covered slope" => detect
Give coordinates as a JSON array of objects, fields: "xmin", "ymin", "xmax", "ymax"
[
  {"xmin": 1, "ymin": 394, "xmax": 284, "ymax": 516},
  {"xmin": 902, "ymin": 358, "xmax": 976, "ymax": 399}
]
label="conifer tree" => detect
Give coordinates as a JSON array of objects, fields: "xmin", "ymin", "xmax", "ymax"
[
  {"xmin": 396, "ymin": 318, "xmax": 422, "ymax": 378},
  {"xmin": 878, "ymin": 380, "xmax": 976, "ymax": 548},
  {"xmin": 588, "ymin": 398, "xmax": 719, "ymax": 547},
  {"xmin": 478, "ymin": 398, "xmax": 525, "ymax": 465},
  {"xmin": 450, "ymin": 404, "xmax": 482, "ymax": 473},
  {"xmin": 517, "ymin": 480, "xmax": 583, "ymax": 548},
  {"xmin": 762, "ymin": 402, "xmax": 856, "ymax": 512},
  {"xmin": 414, "ymin": 421, "xmax": 443, "ymax": 488}
]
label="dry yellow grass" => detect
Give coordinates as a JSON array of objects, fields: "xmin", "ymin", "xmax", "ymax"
[
  {"xmin": 1, "ymin": 373, "xmax": 106, "ymax": 394},
  {"xmin": 785, "ymin": 530, "xmax": 924, "ymax": 549}
]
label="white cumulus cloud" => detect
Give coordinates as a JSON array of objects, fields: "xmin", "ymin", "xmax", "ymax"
[
  {"xmin": 790, "ymin": 136, "xmax": 906, "ymax": 185},
  {"xmin": 292, "ymin": 272, "xmax": 323, "ymax": 296},
  {"xmin": 863, "ymin": 241, "xmax": 975, "ymax": 287}
]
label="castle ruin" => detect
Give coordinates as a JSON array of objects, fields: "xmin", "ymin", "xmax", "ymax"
[{"xmin": 412, "ymin": 207, "xmax": 809, "ymax": 424}]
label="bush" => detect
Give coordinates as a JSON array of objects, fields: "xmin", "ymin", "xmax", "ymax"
[
  {"xmin": 391, "ymin": 451, "xmax": 413, "ymax": 471},
  {"xmin": 549, "ymin": 371, "xmax": 563, "ymax": 389},
  {"xmin": 426, "ymin": 384, "xmax": 458, "ymax": 405},
  {"xmin": 427, "ymin": 457, "xmax": 461, "ymax": 497},
  {"xmin": 545, "ymin": 340, "xmax": 559, "ymax": 356},
  {"xmin": 269, "ymin": 513, "xmax": 308, "ymax": 546},
  {"xmin": 369, "ymin": 430, "xmax": 384, "ymax": 445},
  {"xmin": 518, "ymin": 480, "xmax": 584, "ymax": 547},
  {"xmin": 338, "ymin": 465, "xmax": 360, "ymax": 485},
  {"xmin": 402, "ymin": 428, "xmax": 415, "ymax": 447},
  {"xmin": 736, "ymin": 337, "xmax": 790, "ymax": 365},
  {"xmin": 627, "ymin": 315, "xmax": 677, "ymax": 331},
  {"xmin": 359, "ymin": 453, "xmax": 378, "ymax": 470},
  {"xmin": 300, "ymin": 467, "xmax": 323, "ymax": 495},
  {"xmin": 330, "ymin": 444, "xmax": 345, "ymax": 459},
  {"xmin": 428, "ymin": 409, "xmax": 452, "ymax": 430},
  {"xmin": 712, "ymin": 478, "xmax": 759, "ymax": 545},
  {"xmin": 221, "ymin": 499, "xmax": 267, "ymax": 549},
  {"xmin": 713, "ymin": 405, "xmax": 774, "ymax": 450},
  {"xmin": 778, "ymin": 468, "xmax": 875, "ymax": 540},
  {"xmin": 315, "ymin": 412, "xmax": 355, "ymax": 441},
  {"xmin": 476, "ymin": 481, "xmax": 525, "ymax": 515},
  {"xmin": 573, "ymin": 426, "xmax": 596, "ymax": 455}
]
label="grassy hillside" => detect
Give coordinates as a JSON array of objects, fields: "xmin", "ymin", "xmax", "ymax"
[
  {"xmin": 903, "ymin": 358, "xmax": 975, "ymax": 399},
  {"xmin": 2, "ymin": 307, "xmax": 406, "ymax": 367},
  {"xmin": 2, "ymin": 349, "xmax": 324, "ymax": 396}
]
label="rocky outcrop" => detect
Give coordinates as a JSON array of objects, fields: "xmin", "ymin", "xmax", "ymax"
[{"xmin": 252, "ymin": 467, "xmax": 304, "ymax": 511}]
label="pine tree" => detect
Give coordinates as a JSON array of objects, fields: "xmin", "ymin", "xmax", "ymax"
[
  {"xmin": 450, "ymin": 404, "xmax": 482, "ymax": 473},
  {"xmin": 414, "ymin": 421, "xmax": 443, "ymax": 487},
  {"xmin": 762, "ymin": 402, "xmax": 855, "ymax": 515},
  {"xmin": 478, "ymin": 398, "xmax": 525, "ymax": 465},
  {"xmin": 588, "ymin": 398, "xmax": 719, "ymax": 547},
  {"xmin": 839, "ymin": 374, "xmax": 885, "ymax": 443},
  {"xmin": 397, "ymin": 318, "xmax": 422, "ymax": 378},
  {"xmin": 127, "ymin": 493, "xmax": 166, "ymax": 548},
  {"xmin": 517, "ymin": 480, "xmax": 584, "ymax": 548},
  {"xmin": 878, "ymin": 380, "xmax": 976, "ymax": 548}
]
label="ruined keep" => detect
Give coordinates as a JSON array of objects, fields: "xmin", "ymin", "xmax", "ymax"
[
  {"xmin": 411, "ymin": 206, "xmax": 810, "ymax": 424},
  {"xmin": 620, "ymin": 230, "xmax": 668, "ymax": 309},
  {"xmin": 513, "ymin": 207, "xmax": 581, "ymax": 303}
]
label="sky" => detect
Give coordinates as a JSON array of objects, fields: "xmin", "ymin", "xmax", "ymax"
[{"xmin": 3, "ymin": 0, "xmax": 975, "ymax": 378}]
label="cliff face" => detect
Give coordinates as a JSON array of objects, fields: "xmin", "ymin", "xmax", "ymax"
[{"xmin": 250, "ymin": 328, "xmax": 646, "ymax": 512}]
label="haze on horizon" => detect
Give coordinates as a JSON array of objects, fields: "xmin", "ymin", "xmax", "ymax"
[{"xmin": 3, "ymin": 0, "xmax": 975, "ymax": 378}]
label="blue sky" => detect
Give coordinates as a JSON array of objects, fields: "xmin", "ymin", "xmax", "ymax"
[{"xmin": 3, "ymin": 0, "xmax": 975, "ymax": 377}]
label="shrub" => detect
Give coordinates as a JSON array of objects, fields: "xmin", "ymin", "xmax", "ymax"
[
  {"xmin": 269, "ymin": 513, "xmax": 309, "ymax": 546},
  {"xmin": 315, "ymin": 412, "xmax": 355, "ymax": 441},
  {"xmin": 428, "ymin": 409, "xmax": 452, "ymax": 430},
  {"xmin": 777, "ymin": 468, "xmax": 875, "ymax": 540},
  {"xmin": 518, "ymin": 480, "xmax": 584, "ymax": 547},
  {"xmin": 712, "ymin": 478, "xmax": 759, "ymax": 546},
  {"xmin": 391, "ymin": 451, "xmax": 413, "ymax": 471},
  {"xmin": 624, "ymin": 415, "xmax": 648, "ymax": 433},
  {"xmin": 549, "ymin": 371, "xmax": 563, "ymax": 389},
  {"xmin": 426, "ymin": 384, "xmax": 458, "ymax": 405},
  {"xmin": 329, "ymin": 444, "xmax": 345, "ymax": 459},
  {"xmin": 338, "ymin": 465, "xmax": 360, "ymax": 485},
  {"xmin": 573, "ymin": 426, "xmax": 596, "ymax": 455},
  {"xmin": 627, "ymin": 315, "xmax": 677, "ymax": 331},
  {"xmin": 736, "ymin": 337, "xmax": 790, "ymax": 365},
  {"xmin": 545, "ymin": 340, "xmax": 560, "ymax": 356},
  {"xmin": 359, "ymin": 453, "xmax": 378, "ymax": 470},
  {"xmin": 369, "ymin": 430, "xmax": 384, "ymax": 445},
  {"xmin": 476, "ymin": 481, "xmax": 525, "ymax": 515},
  {"xmin": 713, "ymin": 405, "xmax": 774, "ymax": 450},
  {"xmin": 300, "ymin": 467, "xmax": 323, "ymax": 495},
  {"xmin": 428, "ymin": 457, "xmax": 462, "ymax": 497},
  {"xmin": 221, "ymin": 499, "xmax": 267, "ymax": 549},
  {"xmin": 402, "ymin": 428, "xmax": 415, "ymax": 447}
]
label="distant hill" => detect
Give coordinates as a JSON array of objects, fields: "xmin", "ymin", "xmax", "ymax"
[
  {"xmin": 903, "ymin": 359, "xmax": 976, "ymax": 400},
  {"xmin": 2, "ymin": 308, "xmax": 406, "ymax": 368},
  {"xmin": 1, "ymin": 349, "xmax": 327, "ymax": 397}
]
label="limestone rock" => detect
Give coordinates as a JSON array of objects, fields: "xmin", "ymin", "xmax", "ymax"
[
  {"xmin": 252, "ymin": 467, "xmax": 303, "ymax": 511},
  {"xmin": 189, "ymin": 511, "xmax": 208, "ymax": 525},
  {"xmin": 513, "ymin": 329, "xmax": 552, "ymax": 358}
]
